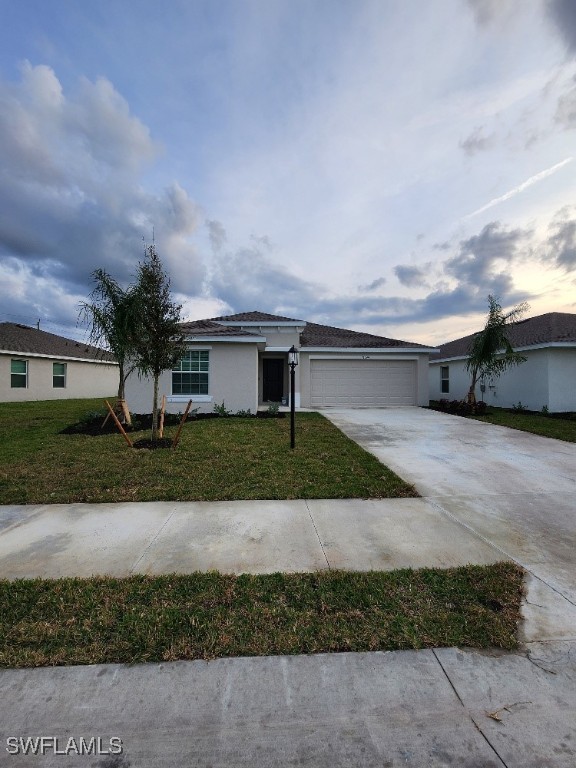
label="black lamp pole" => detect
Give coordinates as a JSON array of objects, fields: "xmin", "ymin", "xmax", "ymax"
[{"xmin": 288, "ymin": 345, "xmax": 298, "ymax": 449}]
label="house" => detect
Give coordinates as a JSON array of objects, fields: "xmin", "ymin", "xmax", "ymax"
[
  {"xmin": 429, "ymin": 312, "xmax": 576, "ymax": 412},
  {"xmin": 125, "ymin": 311, "xmax": 436, "ymax": 413},
  {"xmin": 0, "ymin": 323, "xmax": 118, "ymax": 402}
]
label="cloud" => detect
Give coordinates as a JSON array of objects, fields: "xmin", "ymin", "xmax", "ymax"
[
  {"xmin": 394, "ymin": 265, "xmax": 428, "ymax": 288},
  {"xmin": 460, "ymin": 126, "xmax": 495, "ymax": 155},
  {"xmin": 547, "ymin": 0, "xmax": 576, "ymax": 54},
  {"xmin": 466, "ymin": 0, "xmax": 516, "ymax": 26},
  {"xmin": 445, "ymin": 222, "xmax": 528, "ymax": 285},
  {"xmin": 555, "ymin": 81, "xmax": 576, "ymax": 127},
  {"xmin": 362, "ymin": 277, "xmax": 387, "ymax": 291},
  {"xmin": 0, "ymin": 62, "xmax": 205, "ymax": 320},
  {"xmin": 546, "ymin": 208, "xmax": 576, "ymax": 269}
]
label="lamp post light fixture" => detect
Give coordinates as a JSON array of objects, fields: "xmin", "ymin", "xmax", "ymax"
[{"xmin": 288, "ymin": 345, "xmax": 299, "ymax": 449}]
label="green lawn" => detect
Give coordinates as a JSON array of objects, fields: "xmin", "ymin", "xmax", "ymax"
[
  {"xmin": 0, "ymin": 398, "xmax": 417, "ymax": 504},
  {"xmin": 0, "ymin": 563, "xmax": 524, "ymax": 668},
  {"xmin": 429, "ymin": 401, "xmax": 576, "ymax": 442},
  {"xmin": 470, "ymin": 407, "xmax": 576, "ymax": 442}
]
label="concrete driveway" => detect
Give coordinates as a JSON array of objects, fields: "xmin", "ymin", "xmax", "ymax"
[{"xmin": 323, "ymin": 407, "xmax": 576, "ymax": 644}]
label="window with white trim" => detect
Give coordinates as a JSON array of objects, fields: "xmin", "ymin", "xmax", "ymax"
[
  {"xmin": 53, "ymin": 362, "xmax": 67, "ymax": 388},
  {"xmin": 172, "ymin": 350, "xmax": 209, "ymax": 395},
  {"xmin": 11, "ymin": 359, "xmax": 28, "ymax": 388},
  {"xmin": 440, "ymin": 365, "xmax": 449, "ymax": 394}
]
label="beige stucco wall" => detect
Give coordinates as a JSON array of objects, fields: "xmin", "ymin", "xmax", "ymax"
[
  {"xmin": 0, "ymin": 353, "xmax": 118, "ymax": 402},
  {"xmin": 548, "ymin": 348, "xmax": 576, "ymax": 411},
  {"xmin": 299, "ymin": 351, "xmax": 430, "ymax": 407},
  {"xmin": 124, "ymin": 343, "xmax": 259, "ymax": 415},
  {"xmin": 428, "ymin": 347, "xmax": 576, "ymax": 410}
]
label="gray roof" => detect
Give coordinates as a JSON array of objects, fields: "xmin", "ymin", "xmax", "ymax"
[
  {"xmin": 432, "ymin": 312, "xmax": 576, "ymax": 361},
  {"xmin": 301, "ymin": 322, "xmax": 431, "ymax": 349},
  {"xmin": 190, "ymin": 312, "xmax": 431, "ymax": 349},
  {"xmin": 210, "ymin": 311, "xmax": 305, "ymax": 324},
  {"xmin": 180, "ymin": 320, "xmax": 262, "ymax": 338},
  {"xmin": 0, "ymin": 323, "xmax": 116, "ymax": 362}
]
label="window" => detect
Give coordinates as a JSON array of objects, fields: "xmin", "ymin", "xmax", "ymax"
[
  {"xmin": 53, "ymin": 362, "xmax": 67, "ymax": 388},
  {"xmin": 440, "ymin": 366, "xmax": 449, "ymax": 394},
  {"xmin": 11, "ymin": 359, "xmax": 28, "ymax": 388},
  {"xmin": 172, "ymin": 350, "xmax": 209, "ymax": 395}
]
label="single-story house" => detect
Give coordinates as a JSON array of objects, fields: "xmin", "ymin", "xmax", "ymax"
[
  {"xmin": 0, "ymin": 322, "xmax": 118, "ymax": 402},
  {"xmin": 125, "ymin": 311, "xmax": 436, "ymax": 413},
  {"xmin": 429, "ymin": 312, "xmax": 576, "ymax": 412}
]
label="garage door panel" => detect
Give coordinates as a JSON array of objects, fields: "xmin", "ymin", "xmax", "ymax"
[{"xmin": 310, "ymin": 360, "xmax": 416, "ymax": 407}]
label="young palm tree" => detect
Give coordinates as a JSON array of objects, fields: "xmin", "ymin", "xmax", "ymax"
[
  {"xmin": 466, "ymin": 295, "xmax": 529, "ymax": 406},
  {"xmin": 79, "ymin": 269, "xmax": 139, "ymax": 410}
]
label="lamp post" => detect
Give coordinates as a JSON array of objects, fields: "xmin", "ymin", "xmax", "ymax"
[{"xmin": 288, "ymin": 345, "xmax": 299, "ymax": 449}]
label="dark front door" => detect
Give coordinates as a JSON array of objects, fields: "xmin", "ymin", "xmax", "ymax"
[{"xmin": 263, "ymin": 358, "xmax": 284, "ymax": 402}]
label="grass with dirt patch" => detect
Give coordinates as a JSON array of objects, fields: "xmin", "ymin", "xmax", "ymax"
[
  {"xmin": 0, "ymin": 563, "xmax": 524, "ymax": 668},
  {"xmin": 0, "ymin": 398, "xmax": 417, "ymax": 504}
]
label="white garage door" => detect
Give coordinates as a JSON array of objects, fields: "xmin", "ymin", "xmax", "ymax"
[{"xmin": 310, "ymin": 359, "xmax": 417, "ymax": 407}]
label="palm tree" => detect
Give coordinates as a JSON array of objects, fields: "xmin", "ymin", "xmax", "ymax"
[
  {"xmin": 79, "ymin": 269, "xmax": 139, "ymax": 414},
  {"xmin": 466, "ymin": 295, "xmax": 529, "ymax": 406}
]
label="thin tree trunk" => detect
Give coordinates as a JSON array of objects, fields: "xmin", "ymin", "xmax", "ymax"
[
  {"xmin": 467, "ymin": 369, "xmax": 478, "ymax": 406},
  {"xmin": 152, "ymin": 374, "xmax": 159, "ymax": 441}
]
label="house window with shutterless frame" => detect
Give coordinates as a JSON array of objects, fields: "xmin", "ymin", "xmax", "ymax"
[
  {"xmin": 440, "ymin": 365, "xmax": 449, "ymax": 394},
  {"xmin": 172, "ymin": 350, "xmax": 209, "ymax": 395},
  {"xmin": 53, "ymin": 362, "xmax": 67, "ymax": 388},
  {"xmin": 11, "ymin": 359, "xmax": 28, "ymax": 388}
]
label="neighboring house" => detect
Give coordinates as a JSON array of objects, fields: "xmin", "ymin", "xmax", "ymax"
[
  {"xmin": 429, "ymin": 312, "xmax": 576, "ymax": 412},
  {"xmin": 0, "ymin": 323, "xmax": 118, "ymax": 402},
  {"xmin": 125, "ymin": 311, "xmax": 436, "ymax": 413}
]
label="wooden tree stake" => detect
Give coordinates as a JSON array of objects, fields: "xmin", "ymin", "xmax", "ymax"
[
  {"xmin": 105, "ymin": 400, "xmax": 133, "ymax": 448},
  {"xmin": 172, "ymin": 400, "xmax": 193, "ymax": 450}
]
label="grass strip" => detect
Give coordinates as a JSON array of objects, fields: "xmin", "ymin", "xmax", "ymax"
[
  {"xmin": 0, "ymin": 563, "xmax": 524, "ymax": 668},
  {"xmin": 0, "ymin": 399, "xmax": 417, "ymax": 503}
]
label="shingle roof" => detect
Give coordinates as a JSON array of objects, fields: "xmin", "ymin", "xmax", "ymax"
[
  {"xmin": 210, "ymin": 311, "xmax": 306, "ymax": 323},
  {"xmin": 301, "ymin": 322, "xmax": 431, "ymax": 349},
  {"xmin": 180, "ymin": 320, "xmax": 262, "ymax": 338},
  {"xmin": 432, "ymin": 312, "xmax": 576, "ymax": 360},
  {"xmin": 0, "ymin": 323, "xmax": 116, "ymax": 362}
]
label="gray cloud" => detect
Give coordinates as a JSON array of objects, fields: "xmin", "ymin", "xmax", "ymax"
[
  {"xmin": 555, "ymin": 81, "xmax": 576, "ymax": 128},
  {"xmin": 0, "ymin": 63, "xmax": 205, "ymax": 331},
  {"xmin": 394, "ymin": 265, "xmax": 428, "ymax": 288},
  {"xmin": 547, "ymin": 0, "xmax": 576, "ymax": 54},
  {"xmin": 546, "ymin": 209, "xmax": 576, "ymax": 268},
  {"xmin": 445, "ymin": 222, "xmax": 528, "ymax": 285},
  {"xmin": 460, "ymin": 126, "xmax": 495, "ymax": 155},
  {"xmin": 362, "ymin": 277, "xmax": 387, "ymax": 291}
]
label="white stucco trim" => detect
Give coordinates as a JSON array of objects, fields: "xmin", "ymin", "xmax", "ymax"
[
  {"xmin": 303, "ymin": 347, "xmax": 438, "ymax": 354},
  {"xmin": 0, "ymin": 350, "xmax": 118, "ymax": 365},
  {"xmin": 432, "ymin": 341, "xmax": 576, "ymax": 364},
  {"xmin": 167, "ymin": 395, "xmax": 213, "ymax": 403},
  {"xmin": 265, "ymin": 346, "xmax": 292, "ymax": 352},
  {"xmin": 183, "ymin": 336, "xmax": 265, "ymax": 343},
  {"xmin": 307, "ymin": 353, "xmax": 425, "ymax": 360}
]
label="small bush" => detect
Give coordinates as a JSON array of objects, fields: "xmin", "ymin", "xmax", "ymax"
[
  {"xmin": 213, "ymin": 401, "xmax": 232, "ymax": 417},
  {"xmin": 475, "ymin": 401, "xmax": 487, "ymax": 415},
  {"xmin": 267, "ymin": 403, "xmax": 280, "ymax": 416}
]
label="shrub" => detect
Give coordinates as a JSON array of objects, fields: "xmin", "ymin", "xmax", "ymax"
[{"xmin": 213, "ymin": 401, "xmax": 232, "ymax": 417}]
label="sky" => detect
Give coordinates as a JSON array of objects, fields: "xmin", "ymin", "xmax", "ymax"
[{"xmin": 0, "ymin": 0, "xmax": 575, "ymax": 346}]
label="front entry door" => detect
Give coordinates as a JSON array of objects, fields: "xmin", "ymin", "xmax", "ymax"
[{"xmin": 263, "ymin": 358, "xmax": 284, "ymax": 402}]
